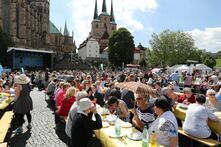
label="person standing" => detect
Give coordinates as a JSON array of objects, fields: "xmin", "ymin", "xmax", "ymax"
[{"xmin": 13, "ymin": 74, "xmax": 33, "ymax": 133}]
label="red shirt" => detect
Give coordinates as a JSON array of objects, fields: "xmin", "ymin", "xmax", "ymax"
[
  {"xmin": 55, "ymin": 89, "xmax": 65, "ymax": 108},
  {"xmin": 57, "ymin": 96, "xmax": 76, "ymax": 116},
  {"xmin": 177, "ymin": 94, "xmax": 196, "ymax": 104}
]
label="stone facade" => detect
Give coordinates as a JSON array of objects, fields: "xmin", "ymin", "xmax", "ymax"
[
  {"xmin": 82, "ymin": 0, "xmax": 117, "ymax": 52},
  {"xmin": 0, "ymin": 0, "xmax": 75, "ymax": 56},
  {"xmin": 0, "ymin": 0, "xmax": 2, "ymax": 29}
]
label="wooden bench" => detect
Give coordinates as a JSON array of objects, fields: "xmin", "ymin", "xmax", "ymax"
[
  {"xmin": 0, "ymin": 142, "xmax": 7, "ymax": 147},
  {"xmin": 0, "ymin": 111, "xmax": 14, "ymax": 143},
  {"xmin": 178, "ymin": 127, "xmax": 221, "ymax": 147}
]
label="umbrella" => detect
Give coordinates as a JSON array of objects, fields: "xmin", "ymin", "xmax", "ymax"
[{"xmin": 115, "ymin": 81, "xmax": 157, "ymax": 96}]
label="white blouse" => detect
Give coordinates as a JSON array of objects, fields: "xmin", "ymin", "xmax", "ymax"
[{"xmin": 149, "ymin": 111, "xmax": 178, "ymax": 147}]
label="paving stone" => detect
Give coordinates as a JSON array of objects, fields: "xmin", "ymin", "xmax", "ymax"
[{"xmin": 9, "ymin": 88, "xmax": 67, "ymax": 147}]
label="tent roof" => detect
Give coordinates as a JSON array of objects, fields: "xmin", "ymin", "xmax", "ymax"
[{"xmin": 195, "ymin": 64, "xmax": 212, "ymax": 70}]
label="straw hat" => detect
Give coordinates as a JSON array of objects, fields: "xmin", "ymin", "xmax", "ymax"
[{"xmin": 14, "ymin": 74, "xmax": 30, "ymax": 84}]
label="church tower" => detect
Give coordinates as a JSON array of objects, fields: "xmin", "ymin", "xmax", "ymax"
[{"xmin": 90, "ymin": 0, "xmax": 117, "ymax": 52}]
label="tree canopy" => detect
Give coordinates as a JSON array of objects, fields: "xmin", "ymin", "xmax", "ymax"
[
  {"xmin": 146, "ymin": 30, "xmax": 203, "ymax": 68},
  {"xmin": 0, "ymin": 27, "xmax": 13, "ymax": 66},
  {"xmin": 108, "ymin": 27, "xmax": 134, "ymax": 67}
]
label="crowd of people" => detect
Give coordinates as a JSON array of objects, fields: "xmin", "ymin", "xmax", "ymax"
[{"xmin": 0, "ymin": 68, "xmax": 221, "ymax": 147}]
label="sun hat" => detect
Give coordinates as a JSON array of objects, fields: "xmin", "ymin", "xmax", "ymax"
[
  {"xmin": 78, "ymin": 98, "xmax": 93, "ymax": 111},
  {"xmin": 14, "ymin": 74, "xmax": 30, "ymax": 84}
]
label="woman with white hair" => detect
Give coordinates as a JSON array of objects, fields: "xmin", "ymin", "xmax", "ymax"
[
  {"xmin": 205, "ymin": 89, "xmax": 221, "ymax": 112},
  {"xmin": 65, "ymin": 91, "xmax": 87, "ymax": 138},
  {"xmin": 71, "ymin": 98, "xmax": 102, "ymax": 147}
]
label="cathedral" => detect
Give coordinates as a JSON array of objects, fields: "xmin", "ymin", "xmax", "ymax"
[
  {"xmin": 0, "ymin": 0, "xmax": 75, "ymax": 58},
  {"xmin": 79, "ymin": 0, "xmax": 117, "ymax": 53}
]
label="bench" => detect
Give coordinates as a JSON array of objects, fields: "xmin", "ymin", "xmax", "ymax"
[
  {"xmin": 0, "ymin": 111, "xmax": 14, "ymax": 143},
  {"xmin": 178, "ymin": 127, "xmax": 221, "ymax": 147},
  {"xmin": 0, "ymin": 142, "xmax": 7, "ymax": 147}
]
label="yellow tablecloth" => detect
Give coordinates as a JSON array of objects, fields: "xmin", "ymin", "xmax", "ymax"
[
  {"xmin": 94, "ymin": 125, "xmax": 142, "ymax": 147},
  {"xmin": 174, "ymin": 107, "xmax": 221, "ymax": 136},
  {"xmin": 0, "ymin": 93, "xmax": 14, "ymax": 110}
]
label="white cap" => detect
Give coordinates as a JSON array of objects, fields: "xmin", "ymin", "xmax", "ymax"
[{"xmin": 78, "ymin": 98, "xmax": 93, "ymax": 111}]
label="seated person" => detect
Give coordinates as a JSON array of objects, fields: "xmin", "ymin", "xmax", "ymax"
[
  {"xmin": 71, "ymin": 98, "xmax": 102, "ymax": 147},
  {"xmin": 177, "ymin": 87, "xmax": 195, "ymax": 104},
  {"xmin": 205, "ymin": 89, "xmax": 221, "ymax": 112},
  {"xmin": 56, "ymin": 87, "xmax": 76, "ymax": 116},
  {"xmin": 183, "ymin": 94, "xmax": 218, "ymax": 139},
  {"xmin": 149, "ymin": 98, "xmax": 178, "ymax": 147},
  {"xmin": 130, "ymin": 93, "xmax": 155, "ymax": 131},
  {"xmin": 107, "ymin": 96, "xmax": 129, "ymax": 121}
]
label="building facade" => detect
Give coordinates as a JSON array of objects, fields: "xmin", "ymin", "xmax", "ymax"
[
  {"xmin": 79, "ymin": 0, "xmax": 117, "ymax": 53},
  {"xmin": 0, "ymin": 0, "xmax": 75, "ymax": 56},
  {"xmin": 78, "ymin": 38, "xmax": 100, "ymax": 60}
]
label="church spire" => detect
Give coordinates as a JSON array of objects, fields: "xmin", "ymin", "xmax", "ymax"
[
  {"xmin": 102, "ymin": 0, "xmax": 107, "ymax": 13},
  {"xmin": 93, "ymin": 0, "xmax": 98, "ymax": 20},
  {"xmin": 110, "ymin": 0, "xmax": 115, "ymax": 22},
  {"xmin": 63, "ymin": 20, "xmax": 69, "ymax": 36}
]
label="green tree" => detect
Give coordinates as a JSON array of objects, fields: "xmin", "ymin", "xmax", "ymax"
[
  {"xmin": 108, "ymin": 27, "xmax": 134, "ymax": 67},
  {"xmin": 201, "ymin": 53, "xmax": 217, "ymax": 68},
  {"xmin": 0, "ymin": 27, "xmax": 14, "ymax": 66},
  {"xmin": 147, "ymin": 30, "xmax": 202, "ymax": 68}
]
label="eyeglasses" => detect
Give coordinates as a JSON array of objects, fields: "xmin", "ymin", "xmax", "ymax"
[{"xmin": 209, "ymin": 94, "xmax": 216, "ymax": 96}]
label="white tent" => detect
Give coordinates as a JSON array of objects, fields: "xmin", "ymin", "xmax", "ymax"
[
  {"xmin": 176, "ymin": 65, "xmax": 190, "ymax": 74},
  {"xmin": 195, "ymin": 64, "xmax": 212, "ymax": 74},
  {"xmin": 167, "ymin": 65, "xmax": 182, "ymax": 74}
]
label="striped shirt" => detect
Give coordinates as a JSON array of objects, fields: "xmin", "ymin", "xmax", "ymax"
[{"xmin": 136, "ymin": 105, "xmax": 155, "ymax": 127}]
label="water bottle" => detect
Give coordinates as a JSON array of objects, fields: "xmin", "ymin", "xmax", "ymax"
[
  {"xmin": 142, "ymin": 125, "xmax": 149, "ymax": 147},
  {"xmin": 115, "ymin": 117, "xmax": 121, "ymax": 137},
  {"xmin": 150, "ymin": 131, "xmax": 157, "ymax": 147}
]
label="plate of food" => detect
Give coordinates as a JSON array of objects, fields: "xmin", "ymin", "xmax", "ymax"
[
  {"xmin": 102, "ymin": 122, "xmax": 110, "ymax": 128},
  {"xmin": 127, "ymin": 132, "xmax": 142, "ymax": 141},
  {"xmin": 121, "ymin": 122, "xmax": 132, "ymax": 128},
  {"xmin": 108, "ymin": 131, "xmax": 124, "ymax": 138},
  {"xmin": 105, "ymin": 115, "xmax": 117, "ymax": 124}
]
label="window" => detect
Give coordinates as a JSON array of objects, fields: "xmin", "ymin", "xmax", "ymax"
[
  {"xmin": 104, "ymin": 17, "xmax": 106, "ymax": 21},
  {"xmin": 96, "ymin": 24, "xmax": 98, "ymax": 28}
]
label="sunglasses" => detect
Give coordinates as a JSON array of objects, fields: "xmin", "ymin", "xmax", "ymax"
[{"xmin": 209, "ymin": 94, "xmax": 216, "ymax": 96}]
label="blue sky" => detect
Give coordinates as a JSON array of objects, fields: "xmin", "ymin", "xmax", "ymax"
[{"xmin": 50, "ymin": 0, "xmax": 221, "ymax": 53}]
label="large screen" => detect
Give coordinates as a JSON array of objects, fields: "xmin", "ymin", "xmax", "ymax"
[{"xmin": 14, "ymin": 54, "xmax": 43, "ymax": 68}]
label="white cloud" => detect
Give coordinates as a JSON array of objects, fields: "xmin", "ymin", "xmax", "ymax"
[
  {"xmin": 188, "ymin": 27, "xmax": 221, "ymax": 53},
  {"xmin": 68, "ymin": 0, "xmax": 158, "ymax": 47}
]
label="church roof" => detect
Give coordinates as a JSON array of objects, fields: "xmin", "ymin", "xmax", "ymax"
[
  {"xmin": 49, "ymin": 21, "xmax": 60, "ymax": 34},
  {"xmin": 64, "ymin": 21, "xmax": 70, "ymax": 36},
  {"xmin": 110, "ymin": 0, "xmax": 115, "ymax": 23},
  {"xmin": 102, "ymin": 0, "xmax": 107, "ymax": 13},
  {"xmin": 93, "ymin": 0, "xmax": 99, "ymax": 20}
]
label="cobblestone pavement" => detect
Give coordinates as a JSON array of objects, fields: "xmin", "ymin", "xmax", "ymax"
[{"xmin": 9, "ymin": 88, "xmax": 67, "ymax": 147}]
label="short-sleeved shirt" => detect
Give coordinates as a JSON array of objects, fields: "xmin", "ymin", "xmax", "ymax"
[
  {"xmin": 136, "ymin": 105, "xmax": 155, "ymax": 127},
  {"xmin": 149, "ymin": 111, "xmax": 178, "ymax": 147}
]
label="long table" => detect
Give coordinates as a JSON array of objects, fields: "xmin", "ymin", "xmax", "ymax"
[
  {"xmin": 94, "ymin": 124, "xmax": 142, "ymax": 147},
  {"xmin": 174, "ymin": 107, "xmax": 221, "ymax": 136},
  {"xmin": 0, "ymin": 93, "xmax": 14, "ymax": 110}
]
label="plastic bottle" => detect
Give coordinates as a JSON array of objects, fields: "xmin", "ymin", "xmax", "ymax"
[
  {"xmin": 142, "ymin": 125, "xmax": 149, "ymax": 147},
  {"xmin": 115, "ymin": 117, "xmax": 121, "ymax": 137},
  {"xmin": 150, "ymin": 131, "xmax": 157, "ymax": 147}
]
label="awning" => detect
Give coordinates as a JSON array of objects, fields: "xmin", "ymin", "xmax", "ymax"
[{"xmin": 7, "ymin": 47, "xmax": 54, "ymax": 54}]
